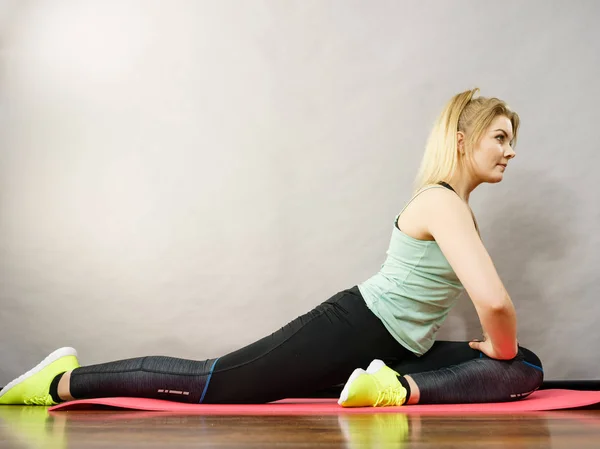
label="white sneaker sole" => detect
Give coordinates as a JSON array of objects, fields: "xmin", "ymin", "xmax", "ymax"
[
  {"xmin": 366, "ymin": 359, "xmax": 386, "ymax": 374},
  {"xmin": 0, "ymin": 347, "xmax": 78, "ymax": 399},
  {"xmin": 338, "ymin": 368, "xmax": 366, "ymax": 405}
]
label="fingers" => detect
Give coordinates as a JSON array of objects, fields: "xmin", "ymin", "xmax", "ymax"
[{"xmin": 468, "ymin": 341, "xmax": 480, "ymax": 350}]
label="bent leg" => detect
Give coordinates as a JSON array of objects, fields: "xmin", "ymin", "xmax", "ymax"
[{"xmin": 389, "ymin": 341, "xmax": 544, "ymax": 404}]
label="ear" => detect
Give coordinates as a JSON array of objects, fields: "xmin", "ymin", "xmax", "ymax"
[{"xmin": 457, "ymin": 131, "xmax": 466, "ymax": 155}]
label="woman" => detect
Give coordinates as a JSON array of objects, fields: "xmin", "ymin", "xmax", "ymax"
[{"xmin": 0, "ymin": 88, "xmax": 543, "ymax": 408}]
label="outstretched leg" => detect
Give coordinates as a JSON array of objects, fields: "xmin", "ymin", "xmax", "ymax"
[{"xmin": 44, "ymin": 286, "xmax": 414, "ymax": 404}]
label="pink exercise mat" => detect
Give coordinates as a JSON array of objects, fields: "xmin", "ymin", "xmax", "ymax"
[{"xmin": 48, "ymin": 389, "xmax": 600, "ymax": 414}]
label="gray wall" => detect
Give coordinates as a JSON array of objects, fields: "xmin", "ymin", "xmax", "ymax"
[{"xmin": 1, "ymin": 0, "xmax": 598, "ymax": 384}]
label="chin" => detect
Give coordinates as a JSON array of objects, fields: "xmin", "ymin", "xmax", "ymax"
[{"xmin": 483, "ymin": 174, "xmax": 504, "ymax": 184}]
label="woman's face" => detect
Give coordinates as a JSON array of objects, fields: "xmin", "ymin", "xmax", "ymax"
[{"xmin": 465, "ymin": 115, "xmax": 516, "ymax": 184}]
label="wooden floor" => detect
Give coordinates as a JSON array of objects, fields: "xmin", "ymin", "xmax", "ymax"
[{"xmin": 2, "ymin": 406, "xmax": 600, "ymax": 448}]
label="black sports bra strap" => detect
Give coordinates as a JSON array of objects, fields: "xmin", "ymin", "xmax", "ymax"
[{"xmin": 437, "ymin": 181, "xmax": 456, "ymax": 192}]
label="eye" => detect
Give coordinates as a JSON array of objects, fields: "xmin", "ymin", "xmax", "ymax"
[{"xmin": 495, "ymin": 135, "xmax": 505, "ymax": 143}]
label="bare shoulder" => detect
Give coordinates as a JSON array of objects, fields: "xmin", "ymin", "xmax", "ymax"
[
  {"xmin": 419, "ymin": 187, "xmax": 474, "ymax": 228},
  {"xmin": 397, "ymin": 186, "xmax": 471, "ymax": 241}
]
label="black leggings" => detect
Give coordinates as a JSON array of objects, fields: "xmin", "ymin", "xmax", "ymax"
[{"xmin": 70, "ymin": 286, "xmax": 543, "ymax": 404}]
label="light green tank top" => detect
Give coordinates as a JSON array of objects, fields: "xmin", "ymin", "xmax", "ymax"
[{"xmin": 357, "ymin": 185, "xmax": 465, "ymax": 356}]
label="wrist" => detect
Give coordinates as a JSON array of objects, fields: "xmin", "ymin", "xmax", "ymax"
[{"xmin": 491, "ymin": 340, "xmax": 518, "ymax": 359}]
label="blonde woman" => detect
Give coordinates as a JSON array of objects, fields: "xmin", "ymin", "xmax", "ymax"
[{"xmin": 0, "ymin": 88, "xmax": 543, "ymax": 408}]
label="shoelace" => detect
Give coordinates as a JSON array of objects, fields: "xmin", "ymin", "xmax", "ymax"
[{"xmin": 374, "ymin": 385, "xmax": 405, "ymax": 407}]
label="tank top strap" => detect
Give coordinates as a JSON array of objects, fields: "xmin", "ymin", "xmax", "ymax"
[
  {"xmin": 395, "ymin": 183, "xmax": 480, "ymax": 235},
  {"xmin": 395, "ymin": 184, "xmax": 450, "ymax": 220}
]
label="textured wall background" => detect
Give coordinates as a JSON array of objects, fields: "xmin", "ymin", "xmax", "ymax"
[{"xmin": 1, "ymin": 0, "xmax": 598, "ymax": 384}]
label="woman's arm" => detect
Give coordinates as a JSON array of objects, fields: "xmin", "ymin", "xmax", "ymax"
[
  {"xmin": 423, "ymin": 188, "xmax": 518, "ymax": 360},
  {"xmin": 469, "ymin": 297, "xmax": 518, "ymax": 359}
]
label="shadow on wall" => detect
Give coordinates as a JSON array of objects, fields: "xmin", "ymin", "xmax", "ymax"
[{"xmin": 437, "ymin": 167, "xmax": 574, "ymax": 367}]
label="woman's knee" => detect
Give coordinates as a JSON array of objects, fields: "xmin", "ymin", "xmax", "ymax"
[
  {"xmin": 515, "ymin": 345, "xmax": 544, "ymax": 393},
  {"xmin": 518, "ymin": 345, "xmax": 543, "ymax": 370}
]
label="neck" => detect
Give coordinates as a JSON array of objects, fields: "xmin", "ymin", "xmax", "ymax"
[{"xmin": 444, "ymin": 164, "xmax": 481, "ymax": 204}]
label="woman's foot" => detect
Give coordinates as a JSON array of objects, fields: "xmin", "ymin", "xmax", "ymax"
[
  {"xmin": 0, "ymin": 347, "xmax": 80, "ymax": 405},
  {"xmin": 338, "ymin": 359, "xmax": 407, "ymax": 407}
]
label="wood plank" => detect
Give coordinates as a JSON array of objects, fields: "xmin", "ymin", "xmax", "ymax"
[{"xmin": 1, "ymin": 406, "xmax": 600, "ymax": 448}]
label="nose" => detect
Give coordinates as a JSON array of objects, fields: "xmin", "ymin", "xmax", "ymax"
[{"xmin": 505, "ymin": 144, "xmax": 516, "ymax": 159}]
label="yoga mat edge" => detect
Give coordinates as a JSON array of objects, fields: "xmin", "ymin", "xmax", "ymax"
[{"xmin": 48, "ymin": 389, "xmax": 600, "ymax": 414}]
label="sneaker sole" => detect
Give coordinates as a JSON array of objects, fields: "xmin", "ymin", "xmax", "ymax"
[
  {"xmin": 338, "ymin": 368, "xmax": 366, "ymax": 405},
  {"xmin": 366, "ymin": 359, "xmax": 386, "ymax": 374},
  {"xmin": 0, "ymin": 347, "xmax": 78, "ymax": 400}
]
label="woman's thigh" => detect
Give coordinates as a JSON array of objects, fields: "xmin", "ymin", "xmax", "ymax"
[{"xmin": 202, "ymin": 286, "xmax": 412, "ymax": 403}]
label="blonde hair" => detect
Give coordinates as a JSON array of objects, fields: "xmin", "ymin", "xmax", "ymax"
[{"xmin": 413, "ymin": 88, "xmax": 520, "ymax": 194}]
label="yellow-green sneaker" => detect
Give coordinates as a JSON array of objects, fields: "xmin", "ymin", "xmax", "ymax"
[
  {"xmin": 0, "ymin": 348, "xmax": 80, "ymax": 406},
  {"xmin": 338, "ymin": 359, "xmax": 407, "ymax": 407}
]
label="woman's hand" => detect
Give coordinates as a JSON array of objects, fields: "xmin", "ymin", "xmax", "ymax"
[{"xmin": 469, "ymin": 337, "xmax": 518, "ymax": 360}]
